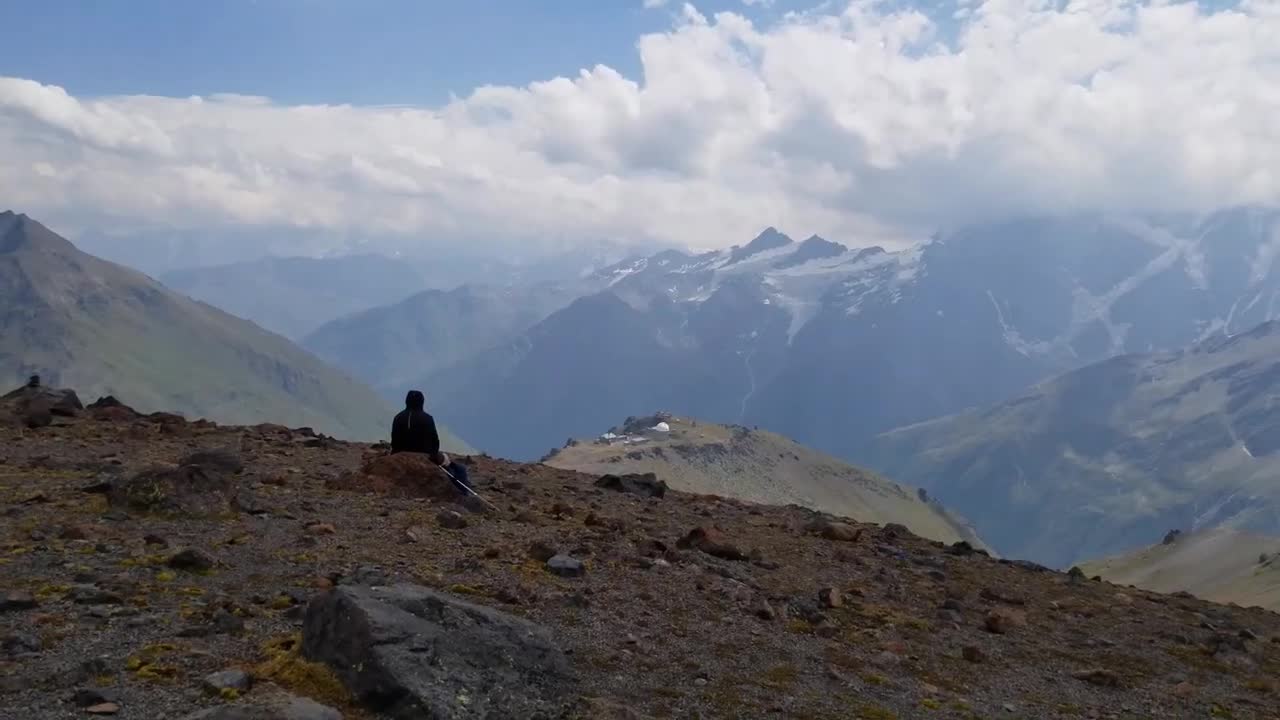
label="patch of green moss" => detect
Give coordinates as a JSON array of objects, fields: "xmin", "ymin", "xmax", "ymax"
[
  {"xmin": 253, "ymin": 633, "xmax": 350, "ymax": 708},
  {"xmin": 759, "ymin": 664, "xmax": 799, "ymax": 689}
]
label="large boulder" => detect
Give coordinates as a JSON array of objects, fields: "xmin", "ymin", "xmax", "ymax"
[
  {"xmin": 327, "ymin": 453, "xmax": 457, "ymax": 500},
  {"xmin": 302, "ymin": 584, "xmax": 573, "ymax": 719},
  {"xmin": 594, "ymin": 473, "xmax": 667, "ymax": 499},
  {"xmin": 2, "ymin": 380, "xmax": 83, "ymax": 424},
  {"xmin": 108, "ymin": 454, "xmax": 245, "ymax": 517},
  {"xmin": 87, "ymin": 396, "xmax": 140, "ymax": 422}
]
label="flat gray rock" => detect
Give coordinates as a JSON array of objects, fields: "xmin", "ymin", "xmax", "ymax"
[{"xmin": 302, "ymin": 584, "xmax": 573, "ymax": 719}]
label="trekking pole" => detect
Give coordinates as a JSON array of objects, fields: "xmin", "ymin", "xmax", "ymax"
[{"xmin": 441, "ymin": 466, "xmax": 498, "ymax": 512}]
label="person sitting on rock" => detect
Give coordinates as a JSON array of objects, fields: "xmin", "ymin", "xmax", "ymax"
[{"xmin": 390, "ymin": 389, "xmax": 471, "ymax": 493}]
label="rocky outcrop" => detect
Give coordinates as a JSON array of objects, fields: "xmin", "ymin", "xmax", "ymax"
[
  {"xmin": 302, "ymin": 584, "xmax": 573, "ymax": 719},
  {"xmin": 1, "ymin": 378, "xmax": 83, "ymax": 427},
  {"xmin": 594, "ymin": 472, "xmax": 667, "ymax": 498},
  {"xmin": 108, "ymin": 453, "xmax": 245, "ymax": 517},
  {"xmin": 327, "ymin": 453, "xmax": 457, "ymax": 499}
]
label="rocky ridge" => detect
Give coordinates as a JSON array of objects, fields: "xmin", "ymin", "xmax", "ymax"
[
  {"xmin": 2, "ymin": 387, "xmax": 1280, "ymax": 719},
  {"xmin": 544, "ymin": 413, "xmax": 984, "ymax": 549}
]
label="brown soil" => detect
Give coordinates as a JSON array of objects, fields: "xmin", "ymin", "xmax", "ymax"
[{"xmin": 2, "ymin": 406, "xmax": 1280, "ymax": 719}]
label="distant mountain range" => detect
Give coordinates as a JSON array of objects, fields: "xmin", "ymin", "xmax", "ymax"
[
  {"xmin": 161, "ymin": 254, "xmax": 427, "ymax": 339},
  {"xmin": 302, "ymin": 281, "xmax": 601, "ymax": 401},
  {"xmin": 544, "ymin": 414, "xmax": 985, "ymax": 548},
  {"xmin": 0, "ymin": 210, "xmax": 470, "ymax": 449},
  {"xmin": 862, "ymin": 320, "xmax": 1280, "ymax": 567},
  {"xmin": 336, "ymin": 208, "xmax": 1280, "ymax": 462}
]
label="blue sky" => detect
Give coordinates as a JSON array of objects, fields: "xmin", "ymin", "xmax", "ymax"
[{"xmin": 1, "ymin": 0, "xmax": 821, "ymax": 105}]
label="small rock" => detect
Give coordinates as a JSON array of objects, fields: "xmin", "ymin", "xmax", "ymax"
[
  {"xmin": 0, "ymin": 592, "xmax": 37, "ymax": 613},
  {"xmin": 1072, "ymin": 668, "xmax": 1122, "ymax": 688},
  {"xmin": 984, "ymin": 608, "xmax": 1027, "ymax": 634},
  {"xmin": 594, "ymin": 473, "xmax": 668, "ymax": 498},
  {"xmin": 342, "ymin": 566, "xmax": 390, "ymax": 586},
  {"xmin": 202, "ymin": 669, "xmax": 252, "ymax": 696},
  {"xmin": 85, "ymin": 703, "xmax": 120, "ymax": 716},
  {"xmin": 1, "ymin": 631, "xmax": 41, "ymax": 656},
  {"xmin": 818, "ymin": 587, "xmax": 843, "ymax": 609},
  {"xmin": 980, "ymin": 587, "xmax": 1026, "ymax": 606},
  {"xmin": 546, "ymin": 554, "xmax": 585, "ymax": 578},
  {"xmin": 941, "ymin": 597, "xmax": 964, "ymax": 612},
  {"xmin": 809, "ymin": 520, "xmax": 861, "ymax": 542},
  {"xmin": 180, "ymin": 449, "xmax": 244, "ymax": 474},
  {"xmin": 143, "ymin": 534, "xmax": 168, "ymax": 547},
  {"xmin": 676, "ymin": 527, "xmax": 748, "ymax": 561},
  {"xmin": 947, "ymin": 540, "xmax": 987, "ymax": 556},
  {"xmin": 527, "ymin": 541, "xmax": 558, "ymax": 563},
  {"xmin": 1172, "ymin": 680, "xmax": 1196, "ymax": 698},
  {"xmin": 59, "ymin": 525, "xmax": 91, "ymax": 540},
  {"xmin": 68, "ymin": 585, "xmax": 123, "ymax": 605},
  {"xmin": 212, "ymin": 609, "xmax": 246, "ymax": 635},
  {"xmin": 1239, "ymin": 628, "xmax": 1260, "ymax": 641},
  {"xmin": 962, "ymin": 645, "xmax": 985, "ymax": 663},
  {"xmin": 73, "ymin": 689, "xmax": 119, "ymax": 707},
  {"xmin": 306, "ymin": 522, "xmax": 337, "ymax": 536},
  {"xmin": 936, "ymin": 609, "xmax": 963, "ymax": 624},
  {"xmin": 436, "ymin": 510, "xmax": 467, "ymax": 530},
  {"xmin": 753, "ymin": 600, "xmax": 776, "ymax": 621},
  {"xmin": 80, "ymin": 479, "xmax": 115, "ymax": 494},
  {"xmin": 168, "ymin": 548, "xmax": 215, "ymax": 572},
  {"xmin": 76, "ymin": 658, "xmax": 112, "ymax": 682},
  {"xmin": 881, "ymin": 523, "xmax": 912, "ymax": 539}
]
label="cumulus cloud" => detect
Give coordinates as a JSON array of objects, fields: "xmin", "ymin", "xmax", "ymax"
[{"xmin": 2, "ymin": 0, "xmax": 1279, "ymax": 254}]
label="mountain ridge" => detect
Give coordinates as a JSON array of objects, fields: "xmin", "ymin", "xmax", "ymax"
[
  {"xmin": 859, "ymin": 318, "xmax": 1280, "ymax": 567},
  {"xmin": 1080, "ymin": 527, "xmax": 1280, "ymax": 612},
  {"xmin": 0, "ymin": 210, "xmax": 471, "ymax": 449},
  {"xmin": 542, "ymin": 413, "xmax": 987, "ymax": 549},
  {"xmin": 408, "ymin": 207, "xmax": 1280, "ymax": 462}
]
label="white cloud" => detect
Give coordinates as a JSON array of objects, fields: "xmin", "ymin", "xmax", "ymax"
[
  {"xmin": 2, "ymin": 0, "xmax": 1279, "ymax": 256},
  {"xmin": 644, "ymin": 0, "xmax": 670, "ymax": 8}
]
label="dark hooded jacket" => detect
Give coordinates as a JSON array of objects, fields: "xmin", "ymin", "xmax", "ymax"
[{"xmin": 390, "ymin": 390, "xmax": 440, "ymax": 457}]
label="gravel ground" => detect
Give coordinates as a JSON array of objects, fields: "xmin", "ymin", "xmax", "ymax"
[{"xmin": 2, "ymin": 409, "xmax": 1280, "ymax": 719}]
